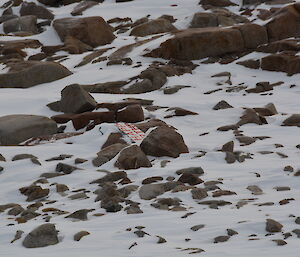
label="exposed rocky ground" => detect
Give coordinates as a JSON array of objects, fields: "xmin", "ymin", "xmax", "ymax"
[{"xmin": 0, "ymin": 0, "xmax": 300, "ymax": 256}]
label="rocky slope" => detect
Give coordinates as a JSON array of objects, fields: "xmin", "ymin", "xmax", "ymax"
[{"xmin": 0, "ymin": 0, "xmax": 300, "ymax": 256}]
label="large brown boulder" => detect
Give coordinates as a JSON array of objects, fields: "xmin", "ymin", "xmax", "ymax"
[
  {"xmin": 130, "ymin": 18, "xmax": 177, "ymax": 37},
  {"xmin": 147, "ymin": 27, "xmax": 244, "ymax": 60},
  {"xmin": 60, "ymin": 84, "xmax": 97, "ymax": 114},
  {"xmin": 3, "ymin": 15, "xmax": 38, "ymax": 34},
  {"xmin": 0, "ymin": 61, "xmax": 71, "ymax": 88},
  {"xmin": 265, "ymin": 3, "xmax": 300, "ymax": 42},
  {"xmin": 115, "ymin": 145, "xmax": 152, "ymax": 170},
  {"xmin": 140, "ymin": 127, "xmax": 189, "ymax": 158},
  {"xmin": 0, "ymin": 115, "xmax": 57, "ymax": 145},
  {"xmin": 20, "ymin": 2, "xmax": 54, "ymax": 20},
  {"xmin": 261, "ymin": 53, "xmax": 300, "ymax": 76},
  {"xmin": 53, "ymin": 17, "xmax": 115, "ymax": 47},
  {"xmin": 116, "ymin": 104, "xmax": 144, "ymax": 123}
]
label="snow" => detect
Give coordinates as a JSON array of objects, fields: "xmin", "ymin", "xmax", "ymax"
[{"xmin": 0, "ymin": 0, "xmax": 300, "ymax": 256}]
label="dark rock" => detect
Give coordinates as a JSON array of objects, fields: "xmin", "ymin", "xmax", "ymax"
[
  {"xmin": 191, "ymin": 188, "xmax": 208, "ymax": 200},
  {"xmin": 74, "ymin": 231, "xmax": 90, "ymax": 241},
  {"xmin": 115, "ymin": 145, "xmax": 152, "ymax": 170},
  {"xmin": 60, "ymin": 84, "xmax": 97, "ymax": 114},
  {"xmin": 56, "ymin": 163, "xmax": 78, "ymax": 174},
  {"xmin": 142, "ymin": 176, "xmax": 163, "ymax": 184},
  {"xmin": 266, "ymin": 219, "xmax": 283, "ymax": 232},
  {"xmin": 20, "ymin": 2, "xmax": 54, "ymax": 20},
  {"xmin": 139, "ymin": 184, "xmax": 166, "ymax": 200},
  {"xmin": 213, "ymin": 100, "xmax": 233, "ymax": 110},
  {"xmin": 116, "ymin": 104, "xmax": 144, "ymax": 123},
  {"xmin": 65, "ymin": 209, "xmax": 94, "ymax": 220},
  {"xmin": 178, "ymin": 173, "xmax": 203, "ymax": 185},
  {"xmin": 19, "ymin": 185, "xmax": 49, "ymax": 201},
  {"xmin": 140, "ymin": 127, "xmax": 188, "ymax": 158},
  {"xmin": 214, "ymin": 235, "xmax": 230, "ymax": 243},
  {"xmin": 3, "ymin": 15, "xmax": 38, "ymax": 34},
  {"xmin": 22, "ymin": 224, "xmax": 59, "ymax": 248}
]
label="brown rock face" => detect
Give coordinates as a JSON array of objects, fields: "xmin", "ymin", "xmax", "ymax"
[
  {"xmin": 148, "ymin": 27, "xmax": 244, "ymax": 60},
  {"xmin": 130, "ymin": 18, "xmax": 177, "ymax": 37},
  {"xmin": 282, "ymin": 114, "xmax": 300, "ymax": 127},
  {"xmin": 115, "ymin": 145, "xmax": 152, "ymax": 170},
  {"xmin": 53, "ymin": 17, "xmax": 115, "ymax": 47},
  {"xmin": 116, "ymin": 104, "xmax": 144, "ymax": 123},
  {"xmin": 265, "ymin": 3, "xmax": 300, "ymax": 42},
  {"xmin": 0, "ymin": 61, "xmax": 72, "ymax": 88},
  {"xmin": 261, "ymin": 54, "xmax": 300, "ymax": 76},
  {"xmin": 140, "ymin": 127, "xmax": 189, "ymax": 158}
]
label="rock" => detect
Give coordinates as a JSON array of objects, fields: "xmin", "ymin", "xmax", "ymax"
[
  {"xmin": 221, "ymin": 141, "xmax": 234, "ymax": 152},
  {"xmin": 102, "ymin": 133, "xmax": 126, "ymax": 149},
  {"xmin": 227, "ymin": 229, "xmax": 238, "ymax": 236},
  {"xmin": 11, "ymin": 230, "xmax": 24, "ymax": 243},
  {"xmin": 191, "ymin": 224, "xmax": 205, "ymax": 231},
  {"xmin": 225, "ymin": 152, "xmax": 236, "ymax": 164},
  {"xmin": 0, "ymin": 61, "xmax": 71, "ymax": 89},
  {"xmin": 3, "ymin": 15, "xmax": 38, "ymax": 34},
  {"xmin": 191, "ymin": 188, "xmax": 208, "ymax": 200},
  {"xmin": 266, "ymin": 219, "xmax": 283, "ymax": 232},
  {"xmin": 261, "ymin": 54, "xmax": 300, "ymax": 76},
  {"xmin": 237, "ymin": 108, "xmax": 265, "ymax": 126},
  {"xmin": 142, "ymin": 176, "xmax": 163, "ymax": 184},
  {"xmin": 65, "ymin": 209, "xmax": 94, "ymax": 220},
  {"xmin": 116, "ymin": 104, "xmax": 144, "ymax": 123},
  {"xmin": 272, "ymin": 239, "xmax": 287, "ymax": 246},
  {"xmin": 140, "ymin": 127, "xmax": 188, "ymax": 158},
  {"xmin": 265, "ymin": 3, "xmax": 300, "ymax": 42},
  {"xmin": 237, "ymin": 59, "xmax": 260, "ymax": 69},
  {"xmin": 236, "ymin": 136, "xmax": 256, "ymax": 146},
  {"xmin": 214, "ymin": 235, "xmax": 230, "ymax": 243},
  {"xmin": 63, "ymin": 35, "xmax": 93, "ymax": 54},
  {"xmin": 123, "ymin": 68, "xmax": 167, "ymax": 94},
  {"xmin": 60, "ymin": 84, "xmax": 97, "ymax": 114},
  {"xmin": 139, "ymin": 184, "xmax": 166, "ymax": 200},
  {"xmin": 165, "ymin": 107, "xmax": 198, "ymax": 118},
  {"xmin": 90, "ymin": 171, "xmax": 127, "ymax": 184},
  {"xmin": 115, "ymin": 145, "xmax": 152, "ymax": 170},
  {"xmin": 53, "ymin": 17, "xmax": 115, "ymax": 47},
  {"xmin": 74, "ymin": 231, "xmax": 90, "ymax": 241},
  {"xmin": 68, "ymin": 192, "xmax": 88, "ymax": 200},
  {"xmin": 213, "ymin": 100, "xmax": 233, "ymax": 110},
  {"xmin": 12, "ymin": 154, "xmax": 38, "ymax": 161},
  {"xmin": 200, "ymin": 0, "xmax": 237, "ymax": 7},
  {"xmin": 56, "ymin": 184, "xmax": 69, "ymax": 192},
  {"xmin": 148, "ymin": 27, "xmax": 244, "ymax": 60},
  {"xmin": 178, "ymin": 173, "xmax": 203, "ymax": 185},
  {"xmin": 130, "ymin": 18, "xmax": 177, "ymax": 37},
  {"xmin": 135, "ymin": 119, "xmax": 169, "ymax": 133},
  {"xmin": 254, "ymin": 103, "xmax": 278, "ymax": 116},
  {"xmin": 190, "ymin": 13, "xmax": 218, "ymax": 28},
  {"xmin": 8, "ymin": 206, "xmax": 24, "ymax": 216},
  {"xmin": 71, "ymin": 1, "xmax": 98, "ymax": 16},
  {"xmin": 22, "ymin": 224, "xmax": 59, "ymax": 248},
  {"xmin": 163, "ymin": 85, "xmax": 190, "ymax": 94},
  {"xmin": 20, "ymin": 2, "xmax": 54, "ymax": 20},
  {"xmin": 0, "ymin": 115, "xmax": 57, "ymax": 146},
  {"xmin": 282, "ymin": 114, "xmax": 300, "ymax": 127},
  {"xmin": 247, "ymin": 185, "xmax": 263, "ymax": 195},
  {"xmin": 19, "ymin": 185, "xmax": 49, "ymax": 201},
  {"xmin": 101, "ymin": 198, "xmax": 123, "ymax": 212},
  {"xmin": 176, "ymin": 167, "xmax": 204, "ymax": 176},
  {"xmin": 93, "ymin": 143, "xmax": 128, "ymax": 167},
  {"xmin": 156, "ymin": 236, "xmax": 167, "ymax": 244},
  {"xmin": 56, "ymin": 163, "xmax": 78, "ymax": 174}
]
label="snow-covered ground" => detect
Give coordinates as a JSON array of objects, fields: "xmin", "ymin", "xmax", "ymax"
[{"xmin": 0, "ymin": 0, "xmax": 300, "ymax": 256}]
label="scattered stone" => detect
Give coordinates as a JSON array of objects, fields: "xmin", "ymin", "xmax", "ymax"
[
  {"xmin": 213, "ymin": 100, "xmax": 233, "ymax": 110},
  {"xmin": 157, "ymin": 235, "xmax": 167, "ymax": 244},
  {"xmin": 22, "ymin": 224, "xmax": 59, "ymax": 248},
  {"xmin": 139, "ymin": 184, "xmax": 166, "ymax": 200},
  {"xmin": 227, "ymin": 229, "xmax": 238, "ymax": 236},
  {"xmin": 74, "ymin": 231, "xmax": 90, "ymax": 241},
  {"xmin": 191, "ymin": 224, "xmax": 205, "ymax": 231},
  {"xmin": 272, "ymin": 239, "xmax": 287, "ymax": 246},
  {"xmin": 11, "ymin": 230, "xmax": 24, "ymax": 243},
  {"xmin": 214, "ymin": 235, "xmax": 230, "ymax": 243},
  {"xmin": 19, "ymin": 185, "xmax": 49, "ymax": 201},
  {"xmin": 178, "ymin": 173, "xmax": 203, "ymax": 186},
  {"xmin": 56, "ymin": 162, "xmax": 78, "ymax": 174},
  {"xmin": 266, "ymin": 219, "xmax": 283, "ymax": 233},
  {"xmin": 247, "ymin": 185, "xmax": 263, "ymax": 195},
  {"xmin": 65, "ymin": 209, "xmax": 94, "ymax": 221},
  {"xmin": 142, "ymin": 176, "xmax": 163, "ymax": 184}
]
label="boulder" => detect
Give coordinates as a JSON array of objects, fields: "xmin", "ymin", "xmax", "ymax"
[
  {"xmin": 130, "ymin": 18, "xmax": 177, "ymax": 37},
  {"xmin": 200, "ymin": 0, "xmax": 237, "ymax": 7},
  {"xmin": 3, "ymin": 15, "xmax": 38, "ymax": 34},
  {"xmin": 60, "ymin": 84, "xmax": 97, "ymax": 114},
  {"xmin": 261, "ymin": 53, "xmax": 300, "ymax": 76},
  {"xmin": 147, "ymin": 27, "xmax": 244, "ymax": 60},
  {"xmin": 190, "ymin": 13, "xmax": 218, "ymax": 28},
  {"xmin": 23, "ymin": 224, "xmax": 59, "ymax": 248},
  {"xmin": 265, "ymin": 3, "xmax": 300, "ymax": 42},
  {"xmin": 20, "ymin": 2, "xmax": 54, "ymax": 20},
  {"xmin": 266, "ymin": 219, "xmax": 283, "ymax": 232},
  {"xmin": 139, "ymin": 183, "xmax": 166, "ymax": 200},
  {"xmin": 282, "ymin": 114, "xmax": 300, "ymax": 127},
  {"xmin": 0, "ymin": 115, "xmax": 57, "ymax": 145},
  {"xmin": 140, "ymin": 127, "xmax": 189, "ymax": 157},
  {"xmin": 0, "ymin": 61, "xmax": 72, "ymax": 88},
  {"xmin": 63, "ymin": 35, "xmax": 93, "ymax": 54},
  {"xmin": 116, "ymin": 104, "xmax": 144, "ymax": 123},
  {"xmin": 53, "ymin": 16, "xmax": 115, "ymax": 47},
  {"xmin": 71, "ymin": 1, "xmax": 98, "ymax": 16},
  {"xmin": 93, "ymin": 143, "xmax": 127, "ymax": 167},
  {"xmin": 115, "ymin": 145, "xmax": 152, "ymax": 170}
]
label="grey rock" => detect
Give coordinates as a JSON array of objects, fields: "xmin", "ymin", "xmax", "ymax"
[
  {"xmin": 266, "ymin": 219, "xmax": 283, "ymax": 233},
  {"xmin": 139, "ymin": 184, "xmax": 166, "ymax": 200},
  {"xmin": 213, "ymin": 100, "xmax": 233, "ymax": 110},
  {"xmin": 65, "ymin": 209, "xmax": 94, "ymax": 220},
  {"xmin": 60, "ymin": 84, "xmax": 97, "ymax": 114},
  {"xmin": 191, "ymin": 224, "xmax": 205, "ymax": 231},
  {"xmin": 56, "ymin": 162, "xmax": 78, "ymax": 174},
  {"xmin": 22, "ymin": 224, "xmax": 59, "ymax": 248},
  {"xmin": 3, "ymin": 15, "xmax": 38, "ymax": 34},
  {"xmin": 191, "ymin": 188, "xmax": 208, "ymax": 200},
  {"xmin": 74, "ymin": 231, "xmax": 90, "ymax": 241},
  {"xmin": 20, "ymin": 2, "xmax": 54, "ymax": 20},
  {"xmin": 0, "ymin": 115, "xmax": 57, "ymax": 146},
  {"xmin": 176, "ymin": 167, "xmax": 204, "ymax": 176},
  {"xmin": 214, "ymin": 235, "xmax": 230, "ymax": 243},
  {"xmin": 11, "ymin": 230, "xmax": 24, "ymax": 244}
]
